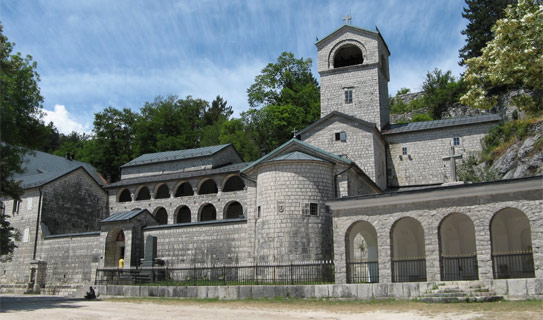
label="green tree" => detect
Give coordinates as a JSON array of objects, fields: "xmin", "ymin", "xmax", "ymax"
[
  {"xmin": 88, "ymin": 107, "xmax": 139, "ymax": 182},
  {"xmin": 218, "ymin": 119, "xmax": 260, "ymax": 161},
  {"xmin": 245, "ymin": 52, "xmax": 320, "ymax": 152},
  {"xmin": 459, "ymin": 0, "xmax": 515, "ymax": 66},
  {"xmin": 200, "ymin": 96, "xmax": 233, "ymax": 147},
  {"xmin": 422, "ymin": 69, "xmax": 466, "ymax": 119},
  {"xmin": 461, "ymin": 0, "xmax": 543, "ymax": 113},
  {"xmin": 0, "ymin": 22, "xmax": 46, "ymax": 256}
]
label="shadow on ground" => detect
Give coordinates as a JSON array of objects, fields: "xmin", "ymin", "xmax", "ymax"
[{"xmin": 0, "ymin": 295, "xmax": 93, "ymax": 313}]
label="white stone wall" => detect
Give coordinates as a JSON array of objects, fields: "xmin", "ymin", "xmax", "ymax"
[
  {"xmin": 386, "ymin": 122, "xmax": 497, "ymax": 186},
  {"xmin": 301, "ymin": 117, "xmax": 386, "ymax": 190},
  {"xmin": 254, "ymin": 161, "xmax": 335, "ymax": 263}
]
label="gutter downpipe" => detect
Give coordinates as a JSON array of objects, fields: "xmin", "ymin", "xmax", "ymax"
[{"xmin": 32, "ymin": 188, "xmax": 43, "ymax": 260}]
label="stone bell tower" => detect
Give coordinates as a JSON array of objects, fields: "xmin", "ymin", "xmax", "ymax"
[{"xmin": 316, "ymin": 23, "xmax": 390, "ymax": 130}]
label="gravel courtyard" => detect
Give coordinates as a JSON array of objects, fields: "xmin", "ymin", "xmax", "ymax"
[{"xmin": 1, "ymin": 295, "xmax": 541, "ymax": 320}]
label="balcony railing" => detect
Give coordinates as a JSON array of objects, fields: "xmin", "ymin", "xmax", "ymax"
[
  {"xmin": 492, "ymin": 250, "xmax": 535, "ymax": 279},
  {"xmin": 391, "ymin": 257, "xmax": 426, "ymax": 283},
  {"xmin": 346, "ymin": 261, "xmax": 379, "ymax": 283}
]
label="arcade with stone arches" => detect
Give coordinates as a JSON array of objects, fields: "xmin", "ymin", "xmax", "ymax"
[{"xmin": 342, "ymin": 207, "xmax": 535, "ymax": 283}]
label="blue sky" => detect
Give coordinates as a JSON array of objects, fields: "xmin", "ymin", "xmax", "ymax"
[{"xmin": 1, "ymin": 0, "xmax": 467, "ymax": 134}]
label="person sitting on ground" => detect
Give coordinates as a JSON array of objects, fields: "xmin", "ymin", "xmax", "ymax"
[{"xmin": 84, "ymin": 286, "xmax": 96, "ymax": 300}]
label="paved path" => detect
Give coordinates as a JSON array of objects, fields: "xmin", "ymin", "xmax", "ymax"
[{"xmin": 0, "ymin": 295, "xmax": 484, "ymax": 320}]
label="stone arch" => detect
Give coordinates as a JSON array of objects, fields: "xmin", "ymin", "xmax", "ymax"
[
  {"xmin": 104, "ymin": 227, "xmax": 125, "ymax": 267},
  {"xmin": 490, "ymin": 207, "xmax": 534, "ymax": 279},
  {"xmin": 198, "ymin": 179, "xmax": 218, "ymax": 195},
  {"xmin": 199, "ymin": 203, "xmax": 216, "ymax": 221},
  {"xmin": 153, "ymin": 207, "xmax": 168, "ymax": 225},
  {"xmin": 438, "ymin": 212, "xmax": 478, "ymax": 281},
  {"xmin": 154, "ymin": 184, "xmax": 170, "ymax": 199},
  {"xmin": 175, "ymin": 182, "xmax": 194, "ymax": 197},
  {"xmin": 175, "ymin": 205, "xmax": 191, "ymax": 223},
  {"xmin": 135, "ymin": 186, "xmax": 151, "ymax": 201},
  {"xmin": 345, "ymin": 220, "xmax": 379, "ymax": 283},
  {"xmin": 328, "ymin": 40, "xmax": 367, "ymax": 69},
  {"xmin": 118, "ymin": 189, "xmax": 132, "ymax": 203},
  {"xmin": 224, "ymin": 201, "xmax": 243, "ymax": 219},
  {"xmin": 222, "ymin": 175, "xmax": 245, "ymax": 192},
  {"xmin": 390, "ymin": 217, "xmax": 426, "ymax": 282}
]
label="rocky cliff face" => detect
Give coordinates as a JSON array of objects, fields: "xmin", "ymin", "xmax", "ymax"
[{"xmin": 490, "ymin": 121, "xmax": 543, "ymax": 179}]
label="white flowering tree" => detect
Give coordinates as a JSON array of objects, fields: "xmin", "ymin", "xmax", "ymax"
[{"xmin": 461, "ymin": 0, "xmax": 543, "ymax": 114}]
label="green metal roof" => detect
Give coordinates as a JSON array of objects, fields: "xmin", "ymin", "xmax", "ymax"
[
  {"xmin": 241, "ymin": 139, "xmax": 350, "ymax": 173},
  {"xmin": 269, "ymin": 151, "xmax": 328, "ymax": 162},
  {"xmin": 121, "ymin": 144, "xmax": 232, "ymax": 168}
]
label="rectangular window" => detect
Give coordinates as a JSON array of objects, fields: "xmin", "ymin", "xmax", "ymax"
[
  {"xmin": 402, "ymin": 147, "xmax": 408, "ymax": 156},
  {"xmin": 344, "ymin": 89, "xmax": 353, "ymax": 104},
  {"xmin": 453, "ymin": 137, "xmax": 461, "ymax": 146},
  {"xmin": 335, "ymin": 131, "xmax": 347, "ymax": 142},
  {"xmin": 309, "ymin": 203, "xmax": 318, "ymax": 216},
  {"xmin": 12, "ymin": 200, "xmax": 20, "ymax": 214},
  {"xmin": 257, "ymin": 206, "xmax": 261, "ymax": 218},
  {"xmin": 26, "ymin": 198, "xmax": 32, "ymax": 211},
  {"xmin": 22, "ymin": 227, "xmax": 30, "ymax": 243}
]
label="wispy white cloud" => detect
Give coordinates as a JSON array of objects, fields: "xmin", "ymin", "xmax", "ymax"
[{"xmin": 43, "ymin": 105, "xmax": 90, "ymax": 134}]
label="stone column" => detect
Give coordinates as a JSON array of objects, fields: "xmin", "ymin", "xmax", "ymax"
[
  {"xmin": 424, "ymin": 225, "xmax": 441, "ymax": 282},
  {"xmin": 475, "ymin": 211, "xmax": 494, "ymax": 280},
  {"xmin": 333, "ymin": 219, "xmax": 347, "ymax": 284}
]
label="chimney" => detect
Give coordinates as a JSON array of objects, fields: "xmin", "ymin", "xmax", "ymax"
[{"xmin": 65, "ymin": 152, "xmax": 71, "ymax": 160}]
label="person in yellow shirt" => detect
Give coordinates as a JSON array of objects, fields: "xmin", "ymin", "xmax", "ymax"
[{"xmin": 118, "ymin": 257, "xmax": 124, "ymax": 268}]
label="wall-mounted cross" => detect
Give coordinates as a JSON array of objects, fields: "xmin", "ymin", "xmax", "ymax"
[{"xmin": 442, "ymin": 146, "xmax": 463, "ymax": 182}]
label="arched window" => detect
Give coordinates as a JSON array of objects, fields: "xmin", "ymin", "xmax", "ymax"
[
  {"xmin": 390, "ymin": 217, "xmax": 426, "ymax": 282},
  {"xmin": 199, "ymin": 204, "xmax": 216, "ymax": 221},
  {"xmin": 223, "ymin": 176, "xmax": 245, "ymax": 192},
  {"xmin": 155, "ymin": 184, "xmax": 170, "ymax": 199},
  {"xmin": 490, "ymin": 208, "xmax": 534, "ymax": 279},
  {"xmin": 175, "ymin": 182, "xmax": 194, "ymax": 197},
  {"xmin": 118, "ymin": 189, "xmax": 131, "ymax": 202},
  {"xmin": 345, "ymin": 220, "xmax": 379, "ymax": 283},
  {"xmin": 438, "ymin": 213, "xmax": 478, "ymax": 281},
  {"xmin": 334, "ymin": 45, "xmax": 363, "ymax": 68},
  {"xmin": 198, "ymin": 179, "xmax": 218, "ymax": 195},
  {"xmin": 176, "ymin": 206, "xmax": 191, "ymax": 223},
  {"xmin": 135, "ymin": 187, "xmax": 151, "ymax": 201},
  {"xmin": 154, "ymin": 207, "xmax": 168, "ymax": 225},
  {"xmin": 224, "ymin": 201, "xmax": 243, "ymax": 219}
]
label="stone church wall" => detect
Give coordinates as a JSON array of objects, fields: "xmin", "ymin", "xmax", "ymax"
[
  {"xmin": 254, "ymin": 161, "xmax": 335, "ymax": 263},
  {"xmin": 143, "ymin": 220, "xmax": 250, "ymax": 266},
  {"xmin": 41, "ymin": 169, "xmax": 108, "ymax": 235},
  {"xmin": 386, "ymin": 122, "xmax": 497, "ymax": 186}
]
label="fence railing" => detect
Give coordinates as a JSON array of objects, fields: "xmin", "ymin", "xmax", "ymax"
[
  {"xmin": 492, "ymin": 251, "xmax": 535, "ymax": 279},
  {"xmin": 95, "ymin": 261, "xmax": 335, "ymax": 286},
  {"xmin": 346, "ymin": 261, "xmax": 379, "ymax": 283},
  {"xmin": 391, "ymin": 258, "xmax": 426, "ymax": 283},
  {"xmin": 440, "ymin": 255, "xmax": 478, "ymax": 281}
]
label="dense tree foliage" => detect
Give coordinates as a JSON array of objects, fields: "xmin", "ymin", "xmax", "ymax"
[
  {"xmin": 244, "ymin": 52, "xmax": 320, "ymax": 152},
  {"xmin": 461, "ymin": 0, "xmax": 543, "ymax": 114},
  {"xmin": 459, "ymin": 0, "xmax": 516, "ymax": 65}
]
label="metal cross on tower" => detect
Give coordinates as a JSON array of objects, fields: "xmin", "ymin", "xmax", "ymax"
[
  {"xmin": 442, "ymin": 146, "xmax": 463, "ymax": 182},
  {"xmin": 292, "ymin": 128, "xmax": 298, "ymax": 138},
  {"xmin": 343, "ymin": 14, "xmax": 352, "ymax": 25}
]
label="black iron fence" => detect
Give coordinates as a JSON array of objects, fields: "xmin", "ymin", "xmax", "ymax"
[
  {"xmin": 95, "ymin": 261, "xmax": 335, "ymax": 286},
  {"xmin": 391, "ymin": 258, "xmax": 426, "ymax": 283},
  {"xmin": 440, "ymin": 255, "xmax": 479, "ymax": 281},
  {"xmin": 492, "ymin": 251, "xmax": 535, "ymax": 279},
  {"xmin": 346, "ymin": 261, "xmax": 379, "ymax": 283}
]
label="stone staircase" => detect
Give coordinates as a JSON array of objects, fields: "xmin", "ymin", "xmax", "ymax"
[{"xmin": 418, "ymin": 283, "xmax": 503, "ymax": 303}]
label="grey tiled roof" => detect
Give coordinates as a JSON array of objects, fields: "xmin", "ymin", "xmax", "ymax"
[
  {"xmin": 382, "ymin": 114, "xmax": 502, "ymax": 135},
  {"xmin": 100, "ymin": 209, "xmax": 149, "ymax": 223},
  {"xmin": 13, "ymin": 149, "xmax": 105, "ymax": 188},
  {"xmin": 121, "ymin": 144, "xmax": 231, "ymax": 168},
  {"xmin": 105, "ymin": 162, "xmax": 251, "ymax": 189},
  {"xmin": 269, "ymin": 151, "xmax": 328, "ymax": 162}
]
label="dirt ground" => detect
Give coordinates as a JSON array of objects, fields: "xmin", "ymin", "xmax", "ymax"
[{"xmin": 1, "ymin": 295, "xmax": 541, "ymax": 320}]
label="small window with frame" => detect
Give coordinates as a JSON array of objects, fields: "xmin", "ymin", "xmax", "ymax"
[
  {"xmin": 303, "ymin": 203, "xmax": 319, "ymax": 216},
  {"xmin": 344, "ymin": 89, "xmax": 353, "ymax": 104},
  {"xmin": 402, "ymin": 147, "xmax": 408, "ymax": 156},
  {"xmin": 335, "ymin": 131, "xmax": 347, "ymax": 142},
  {"xmin": 257, "ymin": 206, "xmax": 261, "ymax": 218},
  {"xmin": 453, "ymin": 137, "xmax": 461, "ymax": 146}
]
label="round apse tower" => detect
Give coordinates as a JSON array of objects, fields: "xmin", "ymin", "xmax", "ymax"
[{"xmin": 253, "ymin": 151, "xmax": 335, "ymax": 263}]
